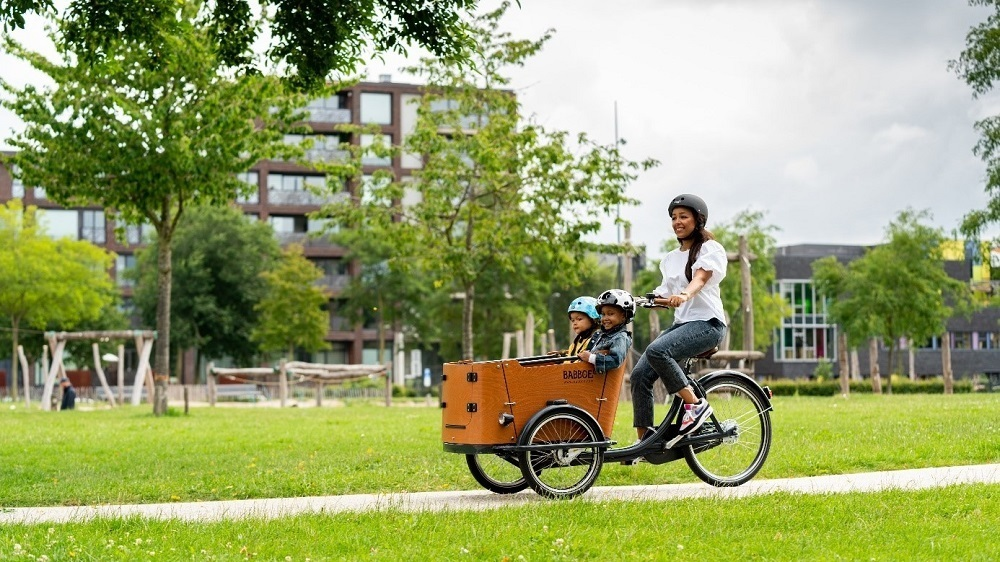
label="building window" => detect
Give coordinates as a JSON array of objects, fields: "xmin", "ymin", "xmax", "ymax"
[
  {"xmin": 81, "ymin": 210, "xmax": 106, "ymax": 244},
  {"xmin": 236, "ymin": 171, "xmax": 259, "ymax": 203},
  {"xmin": 37, "ymin": 209, "xmax": 79, "ymax": 239},
  {"xmin": 116, "ymin": 254, "xmax": 136, "ymax": 287},
  {"xmin": 269, "ymin": 215, "xmax": 308, "ymax": 234},
  {"xmin": 360, "ymin": 134, "xmax": 392, "ymax": 166},
  {"xmin": 328, "ymin": 299, "xmax": 351, "ymax": 331},
  {"xmin": 362, "ymin": 343, "xmax": 392, "ymax": 365},
  {"xmin": 124, "ymin": 223, "xmax": 151, "ymax": 246},
  {"xmin": 951, "ymin": 332, "xmax": 972, "ymax": 349},
  {"xmin": 313, "ymin": 343, "xmax": 349, "ymax": 365},
  {"xmin": 266, "ymin": 173, "xmax": 327, "ymax": 205},
  {"xmin": 774, "ymin": 280, "xmax": 835, "ymax": 361},
  {"xmin": 360, "ymin": 92, "xmax": 392, "ymax": 125},
  {"xmin": 10, "ymin": 165, "xmax": 24, "ymax": 198}
]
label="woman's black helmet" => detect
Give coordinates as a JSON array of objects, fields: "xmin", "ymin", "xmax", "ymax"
[{"xmin": 668, "ymin": 194, "xmax": 709, "ymax": 228}]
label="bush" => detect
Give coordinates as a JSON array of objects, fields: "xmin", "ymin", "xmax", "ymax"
[{"xmin": 761, "ymin": 376, "xmax": 975, "ymax": 396}]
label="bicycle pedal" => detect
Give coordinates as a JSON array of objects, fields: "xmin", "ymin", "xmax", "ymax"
[{"xmin": 621, "ymin": 457, "xmax": 645, "ymax": 466}]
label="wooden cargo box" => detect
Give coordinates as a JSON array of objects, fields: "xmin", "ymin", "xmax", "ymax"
[{"xmin": 442, "ymin": 357, "xmax": 626, "ymax": 447}]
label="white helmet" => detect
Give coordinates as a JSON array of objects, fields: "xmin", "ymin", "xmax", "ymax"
[{"xmin": 596, "ymin": 289, "xmax": 636, "ymax": 322}]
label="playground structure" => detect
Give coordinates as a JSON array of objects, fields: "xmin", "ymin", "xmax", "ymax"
[
  {"xmin": 205, "ymin": 360, "xmax": 388, "ymax": 407},
  {"xmin": 37, "ymin": 330, "xmax": 156, "ymax": 411}
]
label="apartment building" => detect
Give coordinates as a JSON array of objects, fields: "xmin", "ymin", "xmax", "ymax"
[
  {"xmin": 757, "ymin": 243, "xmax": 1000, "ymax": 381},
  {"xmin": 0, "ymin": 79, "xmax": 430, "ymax": 383}
]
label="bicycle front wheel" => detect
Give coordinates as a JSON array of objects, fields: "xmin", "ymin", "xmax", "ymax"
[
  {"xmin": 466, "ymin": 453, "xmax": 529, "ymax": 494},
  {"xmin": 518, "ymin": 410, "xmax": 604, "ymax": 499},
  {"xmin": 684, "ymin": 374, "xmax": 772, "ymax": 487}
]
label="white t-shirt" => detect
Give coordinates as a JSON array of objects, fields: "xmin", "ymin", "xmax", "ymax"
[{"xmin": 652, "ymin": 239, "xmax": 728, "ymax": 325}]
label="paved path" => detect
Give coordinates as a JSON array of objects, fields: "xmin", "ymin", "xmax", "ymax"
[{"xmin": 3, "ymin": 463, "xmax": 999, "ymax": 524}]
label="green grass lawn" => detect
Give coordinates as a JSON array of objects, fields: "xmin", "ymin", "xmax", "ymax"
[
  {"xmin": 1, "ymin": 393, "xmax": 998, "ymax": 560},
  {"xmin": 1, "ymin": 393, "xmax": 997, "ymax": 507}
]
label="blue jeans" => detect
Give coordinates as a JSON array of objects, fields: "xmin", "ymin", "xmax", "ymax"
[{"xmin": 630, "ymin": 318, "xmax": 726, "ymax": 428}]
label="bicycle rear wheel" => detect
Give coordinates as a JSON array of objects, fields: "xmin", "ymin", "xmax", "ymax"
[
  {"xmin": 466, "ymin": 453, "xmax": 529, "ymax": 494},
  {"xmin": 684, "ymin": 374, "xmax": 772, "ymax": 486}
]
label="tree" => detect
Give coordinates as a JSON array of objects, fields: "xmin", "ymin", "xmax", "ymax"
[
  {"xmin": 320, "ymin": 3, "xmax": 656, "ymax": 360},
  {"xmin": 952, "ymin": 1, "xmax": 1000, "ymax": 237},
  {"xmin": 1, "ymin": 0, "xmax": 479, "ymax": 91},
  {"xmin": 1, "ymin": 3, "xmax": 307, "ymax": 414},
  {"xmin": 813, "ymin": 209, "xmax": 973, "ymax": 393},
  {"xmin": 0, "ymin": 199, "xmax": 117, "ymax": 398},
  {"xmin": 251, "ymin": 244, "xmax": 330, "ymax": 360},
  {"xmin": 653, "ymin": 210, "xmax": 789, "ymax": 352},
  {"xmin": 132, "ymin": 205, "xmax": 281, "ymax": 373},
  {"xmin": 711, "ymin": 210, "xmax": 790, "ymax": 352}
]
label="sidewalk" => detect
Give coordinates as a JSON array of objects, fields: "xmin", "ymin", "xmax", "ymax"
[{"xmin": 3, "ymin": 463, "xmax": 999, "ymax": 524}]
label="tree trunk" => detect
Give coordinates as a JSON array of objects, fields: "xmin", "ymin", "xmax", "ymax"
[
  {"xmin": 868, "ymin": 338, "xmax": 882, "ymax": 394},
  {"xmin": 942, "ymin": 331, "xmax": 953, "ymax": 395},
  {"xmin": 153, "ymin": 229, "xmax": 173, "ymax": 416},
  {"xmin": 837, "ymin": 329, "xmax": 849, "ymax": 396},
  {"xmin": 885, "ymin": 341, "xmax": 895, "ymax": 395},
  {"xmin": 462, "ymin": 283, "xmax": 475, "ymax": 360},
  {"xmin": 9, "ymin": 316, "xmax": 20, "ymax": 401}
]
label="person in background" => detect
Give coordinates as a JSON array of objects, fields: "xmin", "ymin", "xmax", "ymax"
[{"xmin": 60, "ymin": 377, "xmax": 76, "ymax": 410}]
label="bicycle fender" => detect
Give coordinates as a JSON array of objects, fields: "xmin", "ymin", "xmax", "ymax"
[
  {"xmin": 516, "ymin": 403, "xmax": 605, "ymax": 447},
  {"xmin": 699, "ymin": 370, "xmax": 774, "ymax": 409}
]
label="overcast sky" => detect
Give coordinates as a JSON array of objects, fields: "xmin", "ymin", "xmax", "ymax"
[{"xmin": 3, "ymin": 0, "xmax": 999, "ymax": 261}]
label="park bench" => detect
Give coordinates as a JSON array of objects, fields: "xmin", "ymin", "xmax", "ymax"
[{"xmin": 214, "ymin": 383, "xmax": 268, "ymax": 402}]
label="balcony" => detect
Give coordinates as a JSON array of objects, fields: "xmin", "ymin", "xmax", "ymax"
[
  {"xmin": 267, "ymin": 189, "xmax": 328, "ymax": 206},
  {"xmin": 307, "ymin": 107, "xmax": 351, "ymax": 124}
]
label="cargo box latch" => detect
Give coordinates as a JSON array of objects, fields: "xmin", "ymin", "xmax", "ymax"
[
  {"xmin": 466, "ymin": 403, "xmax": 478, "ymax": 413},
  {"xmin": 466, "ymin": 372, "xmax": 478, "ymax": 382}
]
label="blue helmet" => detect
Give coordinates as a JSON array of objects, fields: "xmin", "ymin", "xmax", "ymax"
[{"xmin": 567, "ymin": 296, "xmax": 600, "ymax": 320}]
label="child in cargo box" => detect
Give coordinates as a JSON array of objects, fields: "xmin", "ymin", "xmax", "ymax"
[{"xmin": 577, "ymin": 289, "xmax": 634, "ymax": 374}]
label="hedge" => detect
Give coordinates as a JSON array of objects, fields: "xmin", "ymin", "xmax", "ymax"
[{"xmin": 762, "ymin": 377, "xmax": 976, "ymax": 397}]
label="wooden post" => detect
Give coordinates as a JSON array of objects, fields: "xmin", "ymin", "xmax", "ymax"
[
  {"xmin": 501, "ymin": 333, "xmax": 512, "ymax": 360},
  {"xmin": 524, "ymin": 312, "xmax": 535, "ymax": 356},
  {"xmin": 739, "ymin": 235, "xmax": 754, "ymax": 353},
  {"xmin": 316, "ymin": 379, "xmax": 323, "ymax": 407},
  {"xmin": 942, "ymin": 332, "xmax": 954, "ymax": 395},
  {"xmin": 116, "ymin": 344, "xmax": 125, "ymax": 405},
  {"xmin": 206, "ymin": 362, "xmax": 216, "ymax": 406},
  {"xmin": 17, "ymin": 345, "xmax": 31, "ymax": 408},
  {"xmin": 908, "ymin": 342, "xmax": 916, "ymax": 381},
  {"xmin": 515, "ymin": 330, "xmax": 524, "ymax": 357},
  {"xmin": 547, "ymin": 329, "xmax": 556, "ymax": 354},
  {"xmin": 279, "ymin": 359, "xmax": 288, "ymax": 408},
  {"xmin": 868, "ymin": 338, "xmax": 882, "ymax": 394},
  {"xmin": 40, "ymin": 337, "xmax": 66, "ymax": 411},
  {"xmin": 91, "ymin": 343, "xmax": 117, "ymax": 407},
  {"xmin": 131, "ymin": 336, "xmax": 154, "ymax": 406},
  {"xmin": 384, "ymin": 370, "xmax": 392, "ymax": 407},
  {"xmin": 183, "ymin": 386, "xmax": 189, "ymax": 414}
]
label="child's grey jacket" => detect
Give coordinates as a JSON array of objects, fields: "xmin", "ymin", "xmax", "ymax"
[{"xmin": 585, "ymin": 325, "xmax": 632, "ymax": 374}]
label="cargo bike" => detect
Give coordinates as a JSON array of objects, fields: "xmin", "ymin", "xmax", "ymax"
[{"xmin": 441, "ymin": 301, "xmax": 774, "ymax": 499}]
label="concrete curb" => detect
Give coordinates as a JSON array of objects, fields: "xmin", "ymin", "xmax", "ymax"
[{"xmin": 3, "ymin": 463, "xmax": 999, "ymax": 524}]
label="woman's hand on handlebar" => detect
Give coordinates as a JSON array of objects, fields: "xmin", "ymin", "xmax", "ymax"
[{"xmin": 638, "ymin": 293, "xmax": 687, "ymax": 309}]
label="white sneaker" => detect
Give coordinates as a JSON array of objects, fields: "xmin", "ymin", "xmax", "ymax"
[{"xmin": 678, "ymin": 399, "xmax": 712, "ymax": 436}]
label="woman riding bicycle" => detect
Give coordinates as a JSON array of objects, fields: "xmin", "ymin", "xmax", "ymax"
[{"xmin": 631, "ymin": 194, "xmax": 728, "ymax": 447}]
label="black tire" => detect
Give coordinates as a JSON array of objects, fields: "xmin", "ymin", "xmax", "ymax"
[
  {"xmin": 684, "ymin": 374, "xmax": 772, "ymax": 487},
  {"xmin": 518, "ymin": 410, "xmax": 604, "ymax": 499},
  {"xmin": 466, "ymin": 453, "xmax": 529, "ymax": 494}
]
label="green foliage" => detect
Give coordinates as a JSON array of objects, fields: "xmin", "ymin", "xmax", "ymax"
[
  {"xmin": 0, "ymin": 200, "xmax": 117, "ymax": 396},
  {"xmin": 318, "ymin": 3, "xmax": 656, "ymax": 360},
  {"xmin": 711, "ymin": 210, "xmax": 790, "ymax": 351},
  {"xmin": 952, "ymin": 1, "xmax": 1000, "ymax": 238},
  {"xmin": 251, "ymin": 244, "xmax": 330, "ymax": 359},
  {"xmin": 812, "ymin": 209, "xmax": 974, "ymax": 377},
  {"xmin": 0, "ymin": 5, "xmax": 308, "ymax": 384},
  {"xmin": 132, "ymin": 205, "xmax": 281, "ymax": 367},
  {"xmin": 0, "ymin": 0, "xmax": 478, "ymax": 91},
  {"xmin": 813, "ymin": 358, "xmax": 833, "ymax": 381},
  {"xmin": 765, "ymin": 377, "xmax": 975, "ymax": 397}
]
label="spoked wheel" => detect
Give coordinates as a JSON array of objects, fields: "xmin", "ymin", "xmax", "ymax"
[
  {"xmin": 684, "ymin": 374, "xmax": 772, "ymax": 487},
  {"xmin": 466, "ymin": 453, "xmax": 529, "ymax": 494},
  {"xmin": 518, "ymin": 409, "xmax": 604, "ymax": 499}
]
